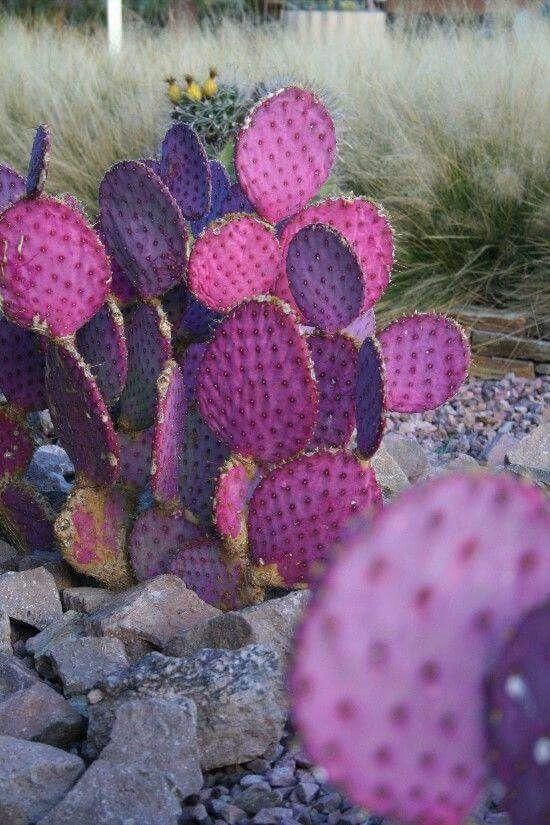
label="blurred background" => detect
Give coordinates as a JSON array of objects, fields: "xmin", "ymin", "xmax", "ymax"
[{"xmin": 0, "ymin": 0, "xmax": 548, "ymax": 328}]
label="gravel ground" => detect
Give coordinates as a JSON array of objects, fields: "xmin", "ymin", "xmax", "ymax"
[{"xmin": 386, "ymin": 375, "xmax": 549, "ymax": 463}]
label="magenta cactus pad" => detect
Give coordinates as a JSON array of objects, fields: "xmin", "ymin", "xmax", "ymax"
[
  {"xmin": 188, "ymin": 214, "xmax": 280, "ymax": 312},
  {"xmin": 0, "ymin": 315, "xmax": 46, "ymax": 411},
  {"xmin": 128, "ymin": 505, "xmax": 204, "ymax": 582},
  {"xmin": 45, "ymin": 341, "xmax": 119, "ymax": 486},
  {"xmin": 151, "ymin": 360, "xmax": 188, "ymax": 507},
  {"xmin": 0, "ymin": 407, "xmax": 34, "ymax": 480},
  {"xmin": 248, "ymin": 450, "xmax": 382, "ymax": 586},
  {"xmin": 235, "ymin": 87, "xmax": 336, "ymax": 223},
  {"xmin": 76, "ymin": 297, "xmax": 128, "ymax": 409},
  {"xmin": 197, "ymin": 298, "xmax": 318, "ymax": 464},
  {"xmin": 214, "ymin": 457, "xmax": 256, "ymax": 542},
  {"xmin": 0, "ymin": 197, "xmax": 111, "ymax": 337},
  {"xmin": 159, "ymin": 122, "xmax": 211, "ymax": 220},
  {"xmin": 290, "ymin": 473, "xmax": 550, "ymax": 825},
  {"xmin": 378, "ymin": 313, "xmax": 470, "ymax": 413},
  {"xmin": 355, "ymin": 337, "xmax": 386, "ymax": 458},
  {"xmin": 99, "ymin": 160, "xmax": 188, "ymax": 298},
  {"xmin": 307, "ymin": 332, "xmax": 358, "ymax": 449}
]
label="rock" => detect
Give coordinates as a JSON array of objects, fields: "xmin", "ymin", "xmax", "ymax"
[
  {"xmin": 0, "ymin": 540, "xmax": 19, "ymax": 574},
  {"xmin": 89, "ymin": 574, "xmax": 221, "ymax": 659},
  {"xmin": 0, "ymin": 568, "xmax": 62, "ymax": 629},
  {"xmin": 27, "ymin": 610, "xmax": 91, "ymax": 671},
  {"xmin": 253, "ymin": 807, "xmax": 294, "ymax": 823},
  {"xmin": 17, "ymin": 551, "xmax": 78, "ymax": 590},
  {"xmin": 506, "ymin": 423, "xmax": 550, "ymax": 484},
  {"xmin": 38, "ymin": 760, "xmax": 183, "ymax": 825},
  {"xmin": 164, "ymin": 591, "xmax": 309, "ymax": 664},
  {"xmin": 369, "ymin": 446, "xmax": 409, "ymax": 497},
  {"xmin": 42, "ymin": 635, "xmax": 129, "ymax": 696},
  {"xmin": 484, "ymin": 433, "xmax": 518, "ymax": 466},
  {"xmin": 0, "ymin": 609, "xmax": 11, "ymax": 654},
  {"xmin": 446, "ymin": 453, "xmax": 480, "ymax": 473},
  {"xmin": 0, "ymin": 735, "xmax": 84, "ymax": 824},
  {"xmin": 234, "ymin": 786, "xmax": 283, "ymax": 815},
  {"xmin": 62, "ymin": 586, "xmax": 113, "ymax": 614},
  {"xmin": 100, "ymin": 697, "xmax": 202, "ymax": 796},
  {"xmin": 25, "ymin": 444, "xmax": 74, "ymax": 510},
  {"xmin": 87, "ymin": 645, "xmax": 286, "ymax": 770},
  {"xmin": 380, "ymin": 434, "xmax": 428, "ymax": 482},
  {"xmin": 266, "ymin": 760, "xmax": 296, "ymax": 787},
  {"xmin": 0, "ymin": 654, "xmax": 84, "ymax": 747}
]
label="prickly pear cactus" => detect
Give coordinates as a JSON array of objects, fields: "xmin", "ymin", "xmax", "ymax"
[
  {"xmin": 128, "ymin": 505, "xmax": 204, "ymax": 582},
  {"xmin": 76, "ymin": 297, "xmax": 128, "ymax": 409},
  {"xmin": 26, "ymin": 124, "xmax": 51, "ymax": 197},
  {"xmin": 0, "ymin": 407, "xmax": 34, "ymax": 480},
  {"xmin": 0, "ymin": 164, "xmax": 25, "ymax": 212},
  {"xmin": 0, "ymin": 316, "xmax": 46, "ymax": 411},
  {"xmin": 0, "ymin": 478, "xmax": 55, "ymax": 553},
  {"xmin": 290, "ymin": 473, "xmax": 550, "ymax": 825},
  {"xmin": 486, "ymin": 599, "xmax": 550, "ymax": 825}
]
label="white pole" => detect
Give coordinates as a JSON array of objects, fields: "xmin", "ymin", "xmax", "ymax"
[{"xmin": 107, "ymin": 0, "xmax": 122, "ymax": 54}]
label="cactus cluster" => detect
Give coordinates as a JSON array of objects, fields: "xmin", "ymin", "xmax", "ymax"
[
  {"xmin": 0, "ymin": 91, "xmax": 470, "ymax": 611},
  {"xmin": 290, "ymin": 472, "xmax": 550, "ymax": 825}
]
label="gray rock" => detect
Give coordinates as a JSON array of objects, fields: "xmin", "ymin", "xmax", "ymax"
[
  {"xmin": 27, "ymin": 610, "xmax": 91, "ymax": 668},
  {"xmin": 266, "ymin": 761, "xmax": 296, "ymax": 787},
  {"xmin": 17, "ymin": 551, "xmax": 78, "ymax": 590},
  {"xmin": 89, "ymin": 574, "xmax": 221, "ymax": 659},
  {"xmin": 381, "ymin": 434, "xmax": 428, "ymax": 482},
  {"xmin": 38, "ymin": 760, "xmax": 183, "ymax": 825},
  {"xmin": 253, "ymin": 807, "xmax": 294, "ymax": 823},
  {"xmin": 0, "ymin": 654, "xmax": 84, "ymax": 747},
  {"xmin": 0, "ymin": 608, "xmax": 11, "ymax": 654},
  {"xmin": 370, "ymin": 447, "xmax": 409, "ymax": 497},
  {"xmin": 164, "ymin": 611, "xmax": 254, "ymax": 658},
  {"xmin": 0, "ymin": 568, "xmax": 62, "ymax": 629},
  {"xmin": 62, "ymin": 586, "xmax": 113, "ymax": 614},
  {"xmin": 25, "ymin": 444, "xmax": 74, "ymax": 510},
  {"xmin": 43, "ymin": 635, "xmax": 129, "ymax": 696},
  {"xmin": 99, "ymin": 697, "xmax": 202, "ymax": 796},
  {"xmin": 506, "ymin": 423, "xmax": 550, "ymax": 484},
  {"xmin": 87, "ymin": 645, "xmax": 286, "ymax": 770},
  {"xmin": 0, "ymin": 540, "xmax": 19, "ymax": 574},
  {"xmin": 234, "ymin": 786, "xmax": 283, "ymax": 815},
  {"xmin": 446, "ymin": 453, "xmax": 480, "ymax": 473},
  {"xmin": 0, "ymin": 735, "xmax": 84, "ymax": 824}
]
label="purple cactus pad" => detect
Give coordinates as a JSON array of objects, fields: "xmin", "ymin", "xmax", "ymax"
[
  {"xmin": 344, "ymin": 308, "xmax": 376, "ymax": 343},
  {"xmin": 0, "ymin": 315, "xmax": 46, "ymax": 411},
  {"xmin": 286, "ymin": 224, "xmax": 364, "ymax": 334},
  {"xmin": 355, "ymin": 337, "xmax": 386, "ymax": 458},
  {"xmin": 160, "ymin": 123, "xmax": 211, "ymax": 220},
  {"xmin": 169, "ymin": 537, "xmax": 243, "ymax": 610},
  {"xmin": 117, "ymin": 427, "xmax": 153, "ymax": 490},
  {"xmin": 0, "ymin": 479, "xmax": 54, "ymax": 552},
  {"xmin": 0, "ymin": 197, "xmax": 111, "ymax": 337},
  {"xmin": 118, "ymin": 301, "xmax": 172, "ymax": 432},
  {"xmin": 162, "ymin": 281, "xmax": 189, "ymax": 331},
  {"xmin": 0, "ymin": 408, "xmax": 34, "ymax": 479},
  {"xmin": 151, "ymin": 360, "xmax": 188, "ymax": 507},
  {"xmin": 190, "ymin": 160, "xmax": 231, "ymax": 236},
  {"xmin": 76, "ymin": 297, "xmax": 128, "ymax": 408},
  {"xmin": 128, "ymin": 506, "xmax": 204, "ymax": 582},
  {"xmin": 176, "ymin": 296, "xmax": 222, "ymax": 343},
  {"xmin": 197, "ymin": 298, "xmax": 318, "ymax": 464},
  {"xmin": 99, "ymin": 160, "xmax": 188, "ymax": 298},
  {"xmin": 26, "ymin": 124, "xmax": 51, "ymax": 197},
  {"xmin": 45, "ymin": 341, "xmax": 120, "ymax": 486},
  {"xmin": 0, "ymin": 164, "xmax": 25, "ymax": 213},
  {"xmin": 307, "ymin": 332, "xmax": 358, "ymax": 449},
  {"xmin": 220, "ymin": 180, "xmax": 254, "ymax": 217},
  {"xmin": 175, "ymin": 343, "xmax": 207, "ymax": 405}
]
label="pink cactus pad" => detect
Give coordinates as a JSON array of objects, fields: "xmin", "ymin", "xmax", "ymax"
[
  {"xmin": 55, "ymin": 481, "xmax": 134, "ymax": 588},
  {"xmin": 213, "ymin": 456, "xmax": 258, "ymax": 541},
  {"xmin": 160, "ymin": 123, "xmax": 211, "ymax": 220},
  {"xmin": 45, "ymin": 341, "xmax": 119, "ymax": 486},
  {"xmin": 248, "ymin": 450, "xmax": 382, "ymax": 586},
  {"xmin": 307, "ymin": 333, "xmax": 358, "ymax": 449},
  {"xmin": 0, "ymin": 315, "xmax": 46, "ymax": 411},
  {"xmin": 117, "ymin": 427, "xmax": 153, "ymax": 489},
  {"xmin": 26, "ymin": 124, "xmax": 51, "ymax": 197},
  {"xmin": 290, "ymin": 473, "xmax": 550, "ymax": 825},
  {"xmin": 486, "ymin": 599, "xmax": 550, "ymax": 825},
  {"xmin": 169, "ymin": 537, "xmax": 243, "ymax": 610},
  {"xmin": 0, "ymin": 407, "xmax": 34, "ymax": 479},
  {"xmin": 179, "ymin": 404, "xmax": 230, "ymax": 525},
  {"xmin": 344, "ymin": 308, "xmax": 376, "ymax": 343},
  {"xmin": 162, "ymin": 281, "xmax": 189, "ymax": 331},
  {"xmin": 0, "ymin": 479, "xmax": 54, "ymax": 552},
  {"xmin": 286, "ymin": 224, "xmax": 364, "ymax": 334},
  {"xmin": 76, "ymin": 297, "xmax": 128, "ymax": 409},
  {"xmin": 197, "ymin": 298, "xmax": 318, "ymax": 464},
  {"xmin": 99, "ymin": 160, "xmax": 188, "ymax": 298},
  {"xmin": 356, "ymin": 338, "xmax": 386, "ymax": 458},
  {"xmin": 128, "ymin": 505, "xmax": 204, "ymax": 582},
  {"xmin": 0, "ymin": 197, "xmax": 111, "ymax": 337},
  {"xmin": 276, "ymin": 198, "xmax": 394, "ymax": 315},
  {"xmin": 378, "ymin": 313, "xmax": 470, "ymax": 413},
  {"xmin": 235, "ymin": 87, "xmax": 336, "ymax": 224},
  {"xmin": 62, "ymin": 194, "xmax": 87, "ymax": 217},
  {"xmin": 188, "ymin": 215, "xmax": 280, "ymax": 312},
  {"xmin": 175, "ymin": 342, "xmax": 207, "ymax": 404},
  {"xmin": 151, "ymin": 360, "xmax": 188, "ymax": 507},
  {"xmin": 0, "ymin": 164, "xmax": 25, "ymax": 213},
  {"xmin": 190, "ymin": 159, "xmax": 231, "ymax": 237},
  {"xmin": 118, "ymin": 301, "xmax": 172, "ymax": 432}
]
